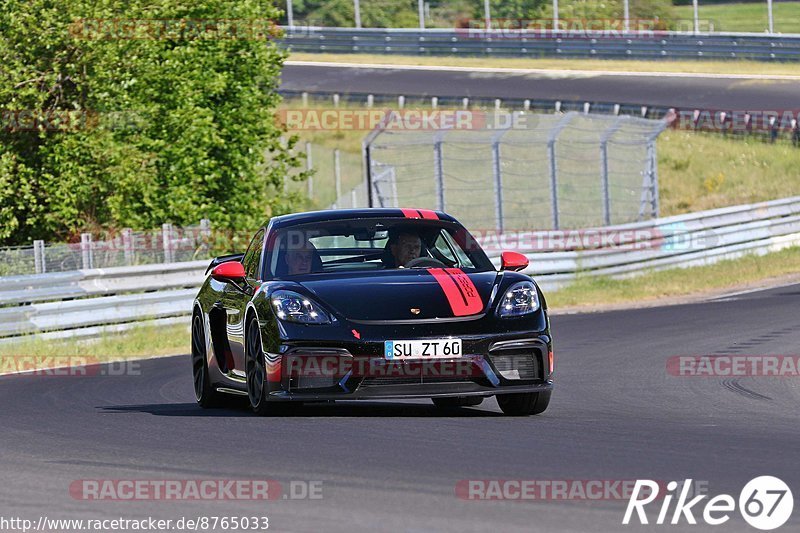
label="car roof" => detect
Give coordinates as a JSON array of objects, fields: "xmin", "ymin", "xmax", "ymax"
[{"xmin": 267, "ymin": 208, "xmax": 458, "ymax": 230}]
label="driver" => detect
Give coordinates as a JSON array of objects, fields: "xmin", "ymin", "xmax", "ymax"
[
  {"xmin": 285, "ymin": 240, "xmax": 317, "ymax": 275},
  {"xmin": 387, "ymin": 231, "xmax": 422, "ymax": 268}
]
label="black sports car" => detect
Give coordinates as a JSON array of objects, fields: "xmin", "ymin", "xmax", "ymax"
[{"xmin": 191, "ymin": 208, "xmax": 553, "ymax": 416}]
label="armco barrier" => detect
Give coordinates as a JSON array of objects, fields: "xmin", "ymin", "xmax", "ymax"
[
  {"xmin": 2, "ymin": 197, "xmax": 800, "ymax": 341},
  {"xmin": 281, "ymin": 27, "xmax": 800, "ymax": 61}
]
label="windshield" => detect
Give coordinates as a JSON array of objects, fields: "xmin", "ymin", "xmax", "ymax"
[{"xmin": 266, "ymin": 218, "xmax": 494, "ymax": 278}]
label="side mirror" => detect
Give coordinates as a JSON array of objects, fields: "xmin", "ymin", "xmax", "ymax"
[
  {"xmin": 500, "ymin": 251, "xmax": 529, "ymax": 272},
  {"xmin": 211, "ymin": 261, "xmax": 246, "ymax": 282}
]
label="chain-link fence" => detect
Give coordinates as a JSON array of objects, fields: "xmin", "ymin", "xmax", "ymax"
[
  {"xmin": 0, "ymin": 222, "xmax": 212, "ymax": 276},
  {"xmin": 284, "ymin": 141, "xmax": 368, "ymax": 208},
  {"xmin": 362, "ymin": 111, "xmax": 667, "ymax": 231}
]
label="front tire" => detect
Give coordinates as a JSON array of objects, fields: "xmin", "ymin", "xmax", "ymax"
[
  {"xmin": 496, "ymin": 390, "xmax": 551, "ymax": 416},
  {"xmin": 192, "ymin": 313, "xmax": 224, "ymax": 408},
  {"xmin": 245, "ymin": 315, "xmax": 271, "ymax": 416}
]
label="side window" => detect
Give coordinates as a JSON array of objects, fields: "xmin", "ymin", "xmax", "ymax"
[
  {"xmin": 242, "ymin": 229, "xmax": 265, "ymax": 280},
  {"xmin": 433, "ymin": 233, "xmax": 457, "ymax": 263},
  {"xmin": 435, "ymin": 230, "xmax": 475, "ymax": 269}
]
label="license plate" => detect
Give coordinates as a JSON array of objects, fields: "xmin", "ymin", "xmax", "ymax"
[{"xmin": 384, "ymin": 339, "xmax": 462, "ymax": 360}]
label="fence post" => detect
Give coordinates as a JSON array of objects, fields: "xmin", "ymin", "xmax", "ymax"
[
  {"xmin": 334, "ymin": 149, "xmax": 342, "ymax": 206},
  {"xmin": 162, "ymin": 223, "xmax": 173, "ymax": 263},
  {"xmin": 599, "ymin": 141, "xmax": 611, "ymax": 226},
  {"xmin": 491, "ymin": 118, "xmax": 514, "ymax": 233},
  {"xmin": 305, "ymin": 142, "xmax": 314, "ymax": 199},
  {"xmin": 80, "ymin": 233, "xmax": 93, "ymax": 269},
  {"xmin": 433, "ymin": 131, "xmax": 445, "ymax": 211},
  {"xmin": 545, "ymin": 112, "xmax": 576, "ymax": 230},
  {"xmin": 599, "ymin": 116, "xmax": 625, "ymax": 226},
  {"xmin": 199, "ymin": 219, "xmax": 211, "ymax": 258},
  {"xmin": 122, "ymin": 228, "xmax": 133, "ymax": 266},
  {"xmin": 33, "ymin": 240, "xmax": 45, "ymax": 274}
]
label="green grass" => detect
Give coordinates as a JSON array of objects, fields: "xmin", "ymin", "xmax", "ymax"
[
  {"xmin": 659, "ymin": 130, "xmax": 800, "ymax": 215},
  {"xmin": 288, "ymin": 52, "xmax": 800, "ymax": 77},
  {"xmin": 547, "ymin": 245, "xmax": 800, "ymax": 308},
  {"xmin": 0, "ymin": 323, "xmax": 189, "ymax": 373},
  {"xmin": 674, "ymin": 1, "xmax": 800, "ymax": 33}
]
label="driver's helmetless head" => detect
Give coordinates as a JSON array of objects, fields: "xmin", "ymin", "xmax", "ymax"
[
  {"xmin": 286, "ymin": 241, "xmax": 315, "ymax": 275},
  {"xmin": 390, "ymin": 232, "xmax": 422, "ymax": 267}
]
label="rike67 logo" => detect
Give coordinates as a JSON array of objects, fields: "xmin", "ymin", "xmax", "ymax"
[{"xmin": 623, "ymin": 476, "xmax": 793, "ymax": 530}]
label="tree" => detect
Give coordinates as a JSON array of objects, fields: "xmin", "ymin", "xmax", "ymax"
[{"xmin": 0, "ymin": 0, "xmax": 304, "ymax": 245}]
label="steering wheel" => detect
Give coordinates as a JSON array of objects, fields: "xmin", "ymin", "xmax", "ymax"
[{"xmin": 405, "ymin": 257, "xmax": 447, "ymax": 268}]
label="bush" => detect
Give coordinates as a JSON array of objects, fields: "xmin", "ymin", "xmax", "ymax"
[{"xmin": 0, "ymin": 0, "xmax": 306, "ymax": 246}]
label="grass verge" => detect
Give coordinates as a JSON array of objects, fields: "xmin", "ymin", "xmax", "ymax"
[
  {"xmin": 0, "ymin": 323, "xmax": 189, "ymax": 372},
  {"xmin": 547, "ymin": 246, "xmax": 800, "ymax": 308},
  {"xmin": 288, "ymin": 52, "xmax": 800, "ymax": 77},
  {"xmin": 674, "ymin": 2, "xmax": 800, "ymax": 34}
]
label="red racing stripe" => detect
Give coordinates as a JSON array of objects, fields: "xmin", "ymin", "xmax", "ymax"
[
  {"xmin": 427, "ymin": 268, "xmax": 483, "ymax": 316},
  {"xmin": 400, "ymin": 208, "xmax": 438, "ymax": 219}
]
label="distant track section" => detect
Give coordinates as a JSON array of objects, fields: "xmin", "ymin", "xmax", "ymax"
[{"xmin": 280, "ymin": 62, "xmax": 800, "ymax": 110}]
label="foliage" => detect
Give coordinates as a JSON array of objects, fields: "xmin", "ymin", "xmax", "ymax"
[{"xmin": 0, "ymin": 0, "xmax": 305, "ymax": 245}]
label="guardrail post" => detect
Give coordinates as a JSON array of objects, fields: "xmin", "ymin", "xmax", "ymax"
[
  {"xmin": 33, "ymin": 240, "xmax": 45, "ymax": 274},
  {"xmin": 398, "ymin": 95, "xmax": 405, "ymax": 109},
  {"xmin": 301, "ymin": 91, "xmax": 308, "ymax": 107},
  {"xmin": 80, "ymin": 233, "xmax": 93, "ymax": 269},
  {"xmin": 122, "ymin": 228, "xmax": 133, "ymax": 266},
  {"xmin": 333, "ymin": 93, "xmax": 340, "ymax": 108},
  {"xmin": 162, "ymin": 224, "xmax": 173, "ymax": 263},
  {"xmin": 367, "ymin": 94, "xmax": 374, "ymax": 108}
]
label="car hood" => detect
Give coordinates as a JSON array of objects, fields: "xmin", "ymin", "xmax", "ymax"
[{"xmin": 297, "ymin": 269, "xmax": 499, "ymax": 321}]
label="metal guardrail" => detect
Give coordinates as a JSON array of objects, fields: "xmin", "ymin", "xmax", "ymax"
[
  {"xmin": 488, "ymin": 196, "xmax": 800, "ymax": 291},
  {"xmin": 281, "ymin": 27, "xmax": 800, "ymax": 61},
  {"xmin": 2, "ymin": 197, "xmax": 800, "ymax": 340},
  {"xmin": 0, "ymin": 261, "xmax": 207, "ymax": 341}
]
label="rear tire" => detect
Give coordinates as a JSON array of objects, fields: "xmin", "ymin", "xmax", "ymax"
[
  {"xmin": 496, "ymin": 390, "xmax": 551, "ymax": 416},
  {"xmin": 432, "ymin": 396, "xmax": 484, "ymax": 409},
  {"xmin": 192, "ymin": 313, "xmax": 224, "ymax": 408}
]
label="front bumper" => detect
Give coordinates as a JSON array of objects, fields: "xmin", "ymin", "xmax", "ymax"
[{"xmin": 264, "ymin": 334, "xmax": 553, "ymax": 401}]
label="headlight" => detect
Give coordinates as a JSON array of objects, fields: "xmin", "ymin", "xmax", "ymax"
[
  {"xmin": 271, "ymin": 290, "xmax": 331, "ymax": 324},
  {"xmin": 496, "ymin": 281, "xmax": 540, "ymax": 318}
]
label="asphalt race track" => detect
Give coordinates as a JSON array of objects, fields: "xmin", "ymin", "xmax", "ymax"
[
  {"xmin": 281, "ymin": 62, "xmax": 800, "ymax": 110},
  {"xmin": 1, "ymin": 283, "xmax": 799, "ymax": 533}
]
